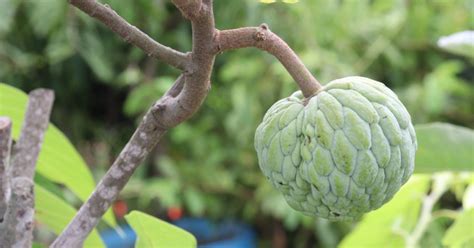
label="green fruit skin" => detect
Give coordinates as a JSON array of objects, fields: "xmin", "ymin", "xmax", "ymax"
[{"xmin": 254, "ymin": 76, "xmax": 417, "ymax": 221}]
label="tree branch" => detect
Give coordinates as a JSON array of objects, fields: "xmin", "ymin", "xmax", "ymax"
[
  {"xmin": 0, "ymin": 117, "xmax": 12, "ymax": 221},
  {"xmin": 52, "ymin": 1, "xmax": 218, "ymax": 246},
  {"xmin": 11, "ymin": 89, "xmax": 55, "ymax": 179},
  {"xmin": 69, "ymin": 0, "xmax": 190, "ymax": 71},
  {"xmin": 155, "ymin": 0, "xmax": 216, "ymax": 128},
  {"xmin": 0, "ymin": 89, "xmax": 54, "ymax": 248},
  {"xmin": 0, "ymin": 177, "xmax": 35, "ymax": 248},
  {"xmin": 216, "ymin": 25, "xmax": 322, "ymax": 97},
  {"xmin": 51, "ymin": 104, "xmax": 167, "ymax": 248}
]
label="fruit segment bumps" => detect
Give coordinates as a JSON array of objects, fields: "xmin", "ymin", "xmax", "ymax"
[{"xmin": 254, "ymin": 76, "xmax": 417, "ymax": 221}]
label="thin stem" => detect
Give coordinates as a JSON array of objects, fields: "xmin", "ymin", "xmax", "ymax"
[
  {"xmin": 405, "ymin": 174, "xmax": 451, "ymax": 248},
  {"xmin": 216, "ymin": 25, "xmax": 322, "ymax": 97},
  {"xmin": 69, "ymin": 0, "xmax": 190, "ymax": 71},
  {"xmin": 432, "ymin": 209, "xmax": 460, "ymax": 220}
]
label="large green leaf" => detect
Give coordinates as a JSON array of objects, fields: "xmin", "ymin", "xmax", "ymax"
[
  {"xmin": 414, "ymin": 123, "xmax": 474, "ymax": 173},
  {"xmin": 442, "ymin": 208, "xmax": 474, "ymax": 247},
  {"xmin": 339, "ymin": 175, "xmax": 431, "ymax": 248},
  {"xmin": 125, "ymin": 211, "xmax": 196, "ymax": 248},
  {"xmin": 35, "ymin": 184, "xmax": 104, "ymax": 248},
  {"xmin": 0, "ymin": 83, "xmax": 116, "ymax": 227}
]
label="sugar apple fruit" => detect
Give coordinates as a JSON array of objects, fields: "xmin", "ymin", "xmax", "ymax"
[{"xmin": 254, "ymin": 76, "xmax": 417, "ymax": 221}]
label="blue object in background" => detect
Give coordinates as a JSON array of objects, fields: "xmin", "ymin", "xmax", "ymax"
[
  {"xmin": 101, "ymin": 225, "xmax": 136, "ymax": 248},
  {"xmin": 174, "ymin": 218, "xmax": 256, "ymax": 248},
  {"xmin": 101, "ymin": 218, "xmax": 256, "ymax": 248}
]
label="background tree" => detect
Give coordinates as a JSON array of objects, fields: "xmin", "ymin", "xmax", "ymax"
[{"xmin": 0, "ymin": 0, "xmax": 472, "ymax": 247}]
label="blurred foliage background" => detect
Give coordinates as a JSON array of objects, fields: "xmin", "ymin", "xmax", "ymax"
[{"xmin": 1, "ymin": 0, "xmax": 473, "ymax": 247}]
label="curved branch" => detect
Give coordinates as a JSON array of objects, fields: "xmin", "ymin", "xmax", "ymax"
[
  {"xmin": 216, "ymin": 25, "xmax": 322, "ymax": 97},
  {"xmin": 69, "ymin": 0, "xmax": 190, "ymax": 70},
  {"xmin": 156, "ymin": 0, "xmax": 216, "ymax": 129}
]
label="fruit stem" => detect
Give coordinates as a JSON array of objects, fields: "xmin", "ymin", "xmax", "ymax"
[{"xmin": 216, "ymin": 25, "xmax": 323, "ymax": 98}]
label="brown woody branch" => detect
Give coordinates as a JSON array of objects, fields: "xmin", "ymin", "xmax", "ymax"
[
  {"xmin": 216, "ymin": 25, "xmax": 321, "ymax": 97},
  {"xmin": 69, "ymin": 0, "xmax": 190, "ymax": 71},
  {"xmin": 0, "ymin": 177, "xmax": 35, "ymax": 248},
  {"xmin": 52, "ymin": 1, "xmax": 217, "ymax": 246},
  {"xmin": 0, "ymin": 89, "xmax": 54, "ymax": 248},
  {"xmin": 10, "ymin": 89, "xmax": 55, "ymax": 179},
  {"xmin": 51, "ymin": 103, "xmax": 168, "ymax": 248},
  {"xmin": 0, "ymin": 117, "xmax": 12, "ymax": 221}
]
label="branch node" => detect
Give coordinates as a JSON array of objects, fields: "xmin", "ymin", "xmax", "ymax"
[
  {"xmin": 155, "ymin": 103, "xmax": 166, "ymax": 112},
  {"xmin": 254, "ymin": 31, "xmax": 266, "ymax": 41}
]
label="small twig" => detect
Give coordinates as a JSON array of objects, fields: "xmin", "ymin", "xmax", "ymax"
[
  {"xmin": 432, "ymin": 209, "xmax": 460, "ymax": 220},
  {"xmin": 0, "ymin": 89, "xmax": 54, "ymax": 247},
  {"xmin": 405, "ymin": 174, "xmax": 451, "ymax": 248},
  {"xmin": 216, "ymin": 25, "xmax": 322, "ymax": 97},
  {"xmin": 0, "ymin": 117, "xmax": 12, "ymax": 220},
  {"xmin": 69, "ymin": 0, "xmax": 190, "ymax": 71}
]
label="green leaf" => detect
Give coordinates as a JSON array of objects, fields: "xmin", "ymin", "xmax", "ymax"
[
  {"xmin": 26, "ymin": 0, "xmax": 66, "ymax": 36},
  {"xmin": 339, "ymin": 175, "xmax": 431, "ymax": 248},
  {"xmin": 32, "ymin": 242, "xmax": 46, "ymax": 248},
  {"xmin": 0, "ymin": 83, "xmax": 116, "ymax": 227},
  {"xmin": 414, "ymin": 123, "xmax": 474, "ymax": 173},
  {"xmin": 442, "ymin": 208, "xmax": 474, "ymax": 247},
  {"xmin": 0, "ymin": 0, "xmax": 18, "ymax": 35},
  {"xmin": 78, "ymin": 32, "xmax": 114, "ymax": 81},
  {"xmin": 437, "ymin": 31, "xmax": 474, "ymax": 58},
  {"xmin": 125, "ymin": 211, "xmax": 197, "ymax": 248},
  {"xmin": 35, "ymin": 184, "xmax": 104, "ymax": 248}
]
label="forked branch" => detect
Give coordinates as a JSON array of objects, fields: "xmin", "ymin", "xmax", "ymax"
[{"xmin": 52, "ymin": 0, "xmax": 216, "ymax": 246}]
